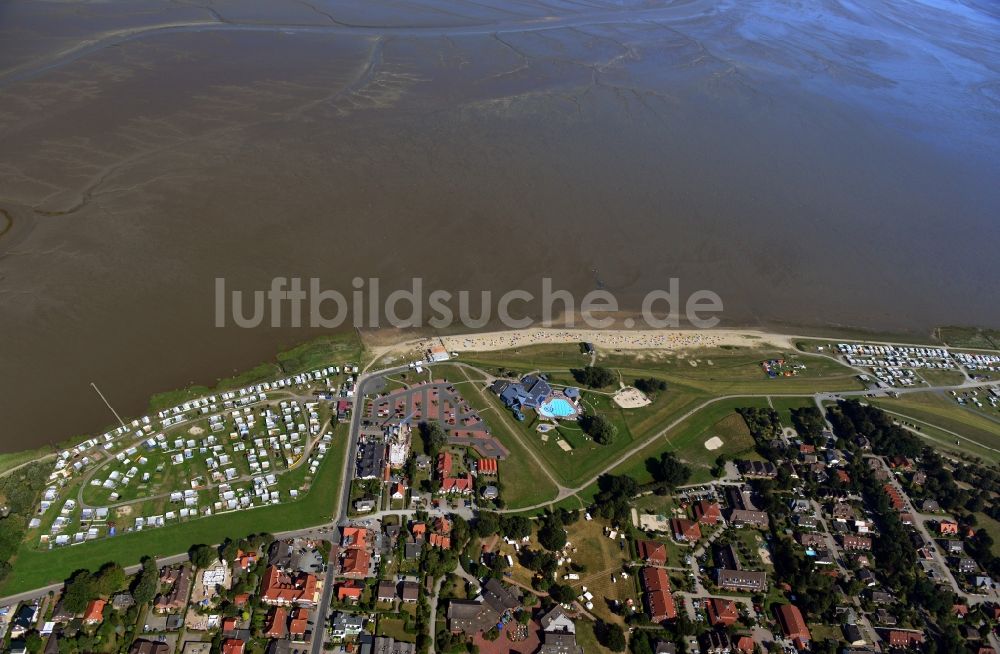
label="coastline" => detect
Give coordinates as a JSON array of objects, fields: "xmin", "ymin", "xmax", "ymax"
[
  {"xmin": 363, "ymin": 326, "xmax": 794, "ymax": 365},
  {"xmin": 4, "ymin": 323, "xmax": 999, "ymax": 456}
]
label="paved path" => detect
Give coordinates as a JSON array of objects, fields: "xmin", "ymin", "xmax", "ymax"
[{"xmin": 0, "ymin": 453, "xmax": 58, "ymax": 479}]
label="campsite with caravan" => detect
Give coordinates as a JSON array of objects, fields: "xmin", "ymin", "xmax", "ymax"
[{"xmin": 24, "ymin": 363, "xmax": 360, "ymax": 554}]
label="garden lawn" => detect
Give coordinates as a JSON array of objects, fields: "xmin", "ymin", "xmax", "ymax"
[{"xmin": 604, "ymin": 397, "xmax": 770, "ymax": 487}]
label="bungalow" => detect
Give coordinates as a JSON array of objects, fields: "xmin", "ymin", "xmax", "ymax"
[
  {"xmin": 222, "ymin": 640, "xmax": 245, "ymax": 654},
  {"xmin": 377, "ymin": 580, "xmax": 398, "ymax": 603},
  {"xmin": 354, "ymin": 498, "xmax": 377, "ymax": 513},
  {"xmin": 82, "ymin": 600, "xmax": 106, "ymax": 625},
  {"xmin": 400, "ymin": 581, "xmax": 419, "ymax": 603},
  {"xmin": 337, "ymin": 581, "xmax": 363, "ymax": 603}
]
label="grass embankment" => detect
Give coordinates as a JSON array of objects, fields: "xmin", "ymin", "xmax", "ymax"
[
  {"xmin": 464, "ymin": 344, "xmax": 864, "ymax": 396},
  {"xmin": 2, "ymin": 425, "xmax": 350, "ymax": 596},
  {"xmin": 871, "ymin": 392, "xmax": 1000, "ymax": 450},
  {"xmin": 935, "ymin": 326, "xmax": 1000, "ymax": 350},
  {"xmin": 148, "ymin": 332, "xmax": 365, "ymax": 412},
  {"xmin": 0, "ymin": 447, "xmax": 55, "ymax": 477},
  {"xmin": 868, "ymin": 394, "xmax": 1000, "ymax": 464}
]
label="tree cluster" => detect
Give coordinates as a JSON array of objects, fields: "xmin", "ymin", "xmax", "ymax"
[
  {"xmin": 570, "ymin": 366, "xmax": 616, "ymax": 389},
  {"xmin": 633, "ymin": 377, "xmax": 667, "ymax": 394},
  {"xmin": 580, "ymin": 413, "xmax": 617, "ymax": 445}
]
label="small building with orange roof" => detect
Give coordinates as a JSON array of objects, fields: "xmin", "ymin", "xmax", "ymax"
[{"xmin": 82, "ymin": 599, "xmax": 106, "ymax": 624}]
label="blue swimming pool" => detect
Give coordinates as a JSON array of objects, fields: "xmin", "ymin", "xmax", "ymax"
[{"xmin": 539, "ymin": 398, "xmax": 576, "ymax": 419}]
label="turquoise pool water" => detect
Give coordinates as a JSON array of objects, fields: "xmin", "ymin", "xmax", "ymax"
[{"xmin": 539, "ymin": 398, "xmax": 576, "ymax": 418}]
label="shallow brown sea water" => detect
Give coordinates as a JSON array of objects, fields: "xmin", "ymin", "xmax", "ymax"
[{"xmin": 1, "ymin": 0, "xmax": 998, "ymax": 449}]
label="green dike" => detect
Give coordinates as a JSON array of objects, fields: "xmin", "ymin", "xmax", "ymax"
[
  {"xmin": 0, "ymin": 447, "xmax": 56, "ymax": 477},
  {"xmin": 149, "ymin": 332, "xmax": 365, "ymax": 412},
  {"xmin": 2, "ymin": 424, "xmax": 349, "ymax": 596}
]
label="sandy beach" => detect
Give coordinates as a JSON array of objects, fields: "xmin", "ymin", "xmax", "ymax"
[
  {"xmin": 365, "ymin": 327, "xmax": 795, "ymax": 366},
  {"xmin": 433, "ymin": 328, "xmax": 792, "ymax": 353}
]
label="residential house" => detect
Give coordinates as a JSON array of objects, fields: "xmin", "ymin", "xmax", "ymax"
[
  {"xmin": 729, "ymin": 510, "xmax": 769, "ymax": 529},
  {"xmin": 372, "ymin": 637, "xmax": 416, "ymax": 654},
  {"xmin": 717, "ymin": 570, "xmax": 767, "ymax": 593},
  {"xmin": 154, "ymin": 565, "xmax": 192, "ymax": 613},
  {"xmin": 331, "ymin": 612, "xmax": 365, "ymax": 640},
  {"xmin": 637, "ymin": 539, "xmax": 667, "ymax": 566},
  {"xmin": 377, "ymin": 580, "xmax": 398, "ymax": 603},
  {"xmin": 694, "ymin": 501, "xmax": 723, "ymax": 525},
  {"xmin": 82, "ymin": 600, "xmax": 106, "ymax": 625},
  {"xmin": 940, "ymin": 520, "xmax": 960, "ymax": 536},
  {"xmin": 775, "ymin": 604, "xmax": 811, "ymax": 650},
  {"xmin": 700, "ymin": 630, "xmax": 732, "ymax": 654},
  {"xmin": 641, "ymin": 567, "xmax": 676, "ymax": 623},
  {"xmin": 260, "ymin": 566, "xmax": 317, "ymax": 606},
  {"xmin": 671, "ymin": 518, "xmax": 701, "ymax": 542},
  {"xmin": 264, "ymin": 607, "xmax": 288, "ymax": 638},
  {"xmin": 885, "ymin": 630, "xmax": 924, "ymax": 648},
  {"xmin": 841, "ymin": 535, "xmax": 872, "ymax": 551},
  {"xmin": 337, "ymin": 581, "xmax": 363, "ymax": 603},
  {"xmin": 129, "ymin": 641, "xmax": 170, "ymax": 654},
  {"xmin": 706, "ymin": 598, "xmax": 738, "ymax": 627},
  {"xmin": 400, "ymin": 582, "xmax": 419, "ymax": 603}
]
